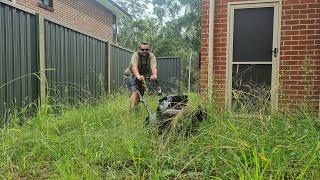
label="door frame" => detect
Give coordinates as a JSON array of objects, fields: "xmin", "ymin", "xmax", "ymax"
[{"xmin": 225, "ymin": 0, "xmax": 282, "ymax": 111}]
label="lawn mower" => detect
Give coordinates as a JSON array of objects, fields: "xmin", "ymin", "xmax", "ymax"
[{"xmin": 137, "ymin": 78, "xmax": 207, "ymax": 136}]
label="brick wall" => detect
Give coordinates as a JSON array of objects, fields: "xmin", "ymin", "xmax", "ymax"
[
  {"xmin": 200, "ymin": 0, "xmax": 320, "ymax": 110},
  {"xmin": 200, "ymin": 0, "xmax": 209, "ymax": 95},
  {"xmin": 280, "ymin": 0, "xmax": 320, "ymax": 110},
  {"xmin": 14, "ymin": 0, "xmax": 114, "ymax": 42}
]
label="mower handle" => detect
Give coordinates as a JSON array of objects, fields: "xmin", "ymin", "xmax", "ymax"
[
  {"xmin": 141, "ymin": 77, "xmax": 163, "ymax": 96},
  {"xmin": 141, "ymin": 77, "xmax": 159, "ymax": 85}
]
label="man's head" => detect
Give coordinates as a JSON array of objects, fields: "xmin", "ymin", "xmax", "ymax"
[{"xmin": 138, "ymin": 42, "xmax": 150, "ymax": 57}]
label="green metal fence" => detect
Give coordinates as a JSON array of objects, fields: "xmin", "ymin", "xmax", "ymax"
[
  {"xmin": 0, "ymin": 2, "xmax": 38, "ymax": 115},
  {"xmin": 157, "ymin": 57, "xmax": 182, "ymax": 93},
  {"xmin": 109, "ymin": 44, "xmax": 132, "ymax": 92},
  {"xmin": 44, "ymin": 19, "xmax": 108, "ymax": 102}
]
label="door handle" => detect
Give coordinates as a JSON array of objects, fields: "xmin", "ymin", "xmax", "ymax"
[{"xmin": 272, "ymin": 48, "xmax": 278, "ymax": 58}]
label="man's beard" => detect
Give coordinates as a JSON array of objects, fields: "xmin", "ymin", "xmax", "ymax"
[{"xmin": 138, "ymin": 51, "xmax": 150, "ymax": 58}]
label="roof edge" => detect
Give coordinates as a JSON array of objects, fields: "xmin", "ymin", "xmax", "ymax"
[{"xmin": 95, "ymin": 0, "xmax": 130, "ymax": 18}]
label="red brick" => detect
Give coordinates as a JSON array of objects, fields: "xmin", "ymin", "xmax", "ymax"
[
  {"xmin": 282, "ymin": 36, "xmax": 292, "ymax": 41},
  {"xmin": 308, "ymin": 3, "xmax": 320, "ymax": 8},
  {"xmin": 307, "ymin": 45, "xmax": 320, "ymax": 50},
  {"xmin": 283, "ymin": 5, "xmax": 292, "ymax": 10},
  {"xmin": 289, "ymin": 85, "xmax": 306, "ymax": 90},
  {"xmin": 300, "ymin": 30, "xmax": 315, "ymax": 34},
  {"xmin": 301, "ymin": 0, "xmax": 316, "ymax": 4},
  {"xmin": 282, "ymin": 46, "xmax": 292, "ymax": 50},
  {"xmin": 285, "ymin": 0, "xmax": 300, "ymax": 4},
  {"xmin": 292, "ymin": 36, "xmax": 307, "ymax": 40},
  {"xmin": 284, "ymin": 40, "xmax": 299, "ymax": 45},
  {"xmin": 292, "ymin": 14, "xmax": 308, "ymax": 19},
  {"xmin": 202, "ymin": 24, "xmax": 209, "ymax": 29},
  {"xmin": 282, "ymin": 25, "xmax": 292, "ymax": 31},
  {"xmin": 293, "ymin": 4, "xmax": 308, "ymax": 9},
  {"xmin": 292, "ymin": 45, "xmax": 307, "ymax": 50},
  {"xmin": 285, "ymin": 20, "xmax": 300, "ymax": 25},
  {"xmin": 308, "ymin": 24, "xmax": 320, "ymax": 29},
  {"xmin": 299, "ymin": 50, "xmax": 315, "ymax": 55},
  {"xmin": 292, "ymin": 25, "xmax": 307, "ymax": 30},
  {"xmin": 308, "ymin": 14, "xmax": 319, "ymax": 18},
  {"xmin": 299, "ymin": 40, "xmax": 315, "ymax": 45},
  {"xmin": 300, "ymin": 19, "xmax": 316, "ymax": 24},
  {"xmin": 284, "ymin": 30, "xmax": 300, "ymax": 35},
  {"xmin": 281, "ymin": 56, "xmax": 292, "ymax": 60},
  {"xmin": 201, "ymin": 19, "xmax": 208, "ymax": 25},
  {"xmin": 286, "ymin": 9, "xmax": 300, "ymax": 15},
  {"xmin": 284, "ymin": 51, "xmax": 299, "ymax": 55},
  {"xmin": 300, "ymin": 9, "xmax": 316, "ymax": 14}
]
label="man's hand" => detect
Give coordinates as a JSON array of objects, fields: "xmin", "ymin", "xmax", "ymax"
[
  {"xmin": 150, "ymin": 74, "xmax": 157, "ymax": 80},
  {"xmin": 136, "ymin": 75, "xmax": 144, "ymax": 81}
]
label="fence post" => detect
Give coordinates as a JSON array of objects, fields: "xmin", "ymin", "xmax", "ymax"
[
  {"xmin": 38, "ymin": 14, "xmax": 46, "ymax": 108},
  {"xmin": 108, "ymin": 42, "xmax": 111, "ymax": 94}
]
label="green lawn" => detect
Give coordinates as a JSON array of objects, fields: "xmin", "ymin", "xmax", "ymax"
[{"xmin": 0, "ymin": 94, "xmax": 319, "ymax": 179}]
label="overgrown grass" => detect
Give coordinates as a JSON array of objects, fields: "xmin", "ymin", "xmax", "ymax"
[{"xmin": 0, "ymin": 93, "xmax": 319, "ymax": 179}]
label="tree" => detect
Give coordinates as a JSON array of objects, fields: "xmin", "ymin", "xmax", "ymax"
[
  {"xmin": 117, "ymin": 18, "xmax": 160, "ymax": 50},
  {"xmin": 115, "ymin": 0, "xmax": 152, "ymax": 19}
]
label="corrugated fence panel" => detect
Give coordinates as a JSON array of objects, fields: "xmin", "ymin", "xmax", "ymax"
[
  {"xmin": 45, "ymin": 19, "xmax": 107, "ymax": 102},
  {"xmin": 0, "ymin": 2, "xmax": 38, "ymax": 115},
  {"xmin": 157, "ymin": 57, "xmax": 181, "ymax": 93},
  {"xmin": 110, "ymin": 44, "xmax": 132, "ymax": 92}
]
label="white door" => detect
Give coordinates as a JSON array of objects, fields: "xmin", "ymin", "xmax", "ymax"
[{"xmin": 226, "ymin": 1, "xmax": 281, "ymax": 113}]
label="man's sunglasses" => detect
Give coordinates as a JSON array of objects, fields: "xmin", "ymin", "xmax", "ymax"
[{"xmin": 140, "ymin": 49, "xmax": 150, "ymax": 52}]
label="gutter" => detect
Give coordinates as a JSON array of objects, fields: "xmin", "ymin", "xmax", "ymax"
[{"xmin": 208, "ymin": 0, "xmax": 215, "ymax": 99}]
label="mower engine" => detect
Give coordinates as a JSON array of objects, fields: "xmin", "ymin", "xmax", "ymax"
[
  {"xmin": 156, "ymin": 95, "xmax": 207, "ymax": 136},
  {"xmin": 156, "ymin": 95, "xmax": 185, "ymax": 135}
]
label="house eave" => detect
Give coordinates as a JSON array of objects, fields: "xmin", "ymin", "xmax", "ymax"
[{"xmin": 95, "ymin": 0, "xmax": 130, "ymax": 18}]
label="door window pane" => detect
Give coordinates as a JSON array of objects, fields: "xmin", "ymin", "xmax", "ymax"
[{"xmin": 233, "ymin": 7, "xmax": 274, "ymax": 62}]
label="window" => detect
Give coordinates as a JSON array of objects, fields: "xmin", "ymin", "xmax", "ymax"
[
  {"xmin": 38, "ymin": 0, "xmax": 53, "ymax": 11},
  {"xmin": 112, "ymin": 15, "xmax": 117, "ymax": 42},
  {"xmin": 40, "ymin": 0, "xmax": 53, "ymax": 7}
]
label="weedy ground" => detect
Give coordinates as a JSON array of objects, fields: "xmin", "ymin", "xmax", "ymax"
[{"xmin": 0, "ymin": 93, "xmax": 319, "ymax": 179}]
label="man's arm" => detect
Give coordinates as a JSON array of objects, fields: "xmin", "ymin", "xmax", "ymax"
[
  {"xmin": 132, "ymin": 64, "xmax": 143, "ymax": 80},
  {"xmin": 150, "ymin": 54, "xmax": 157, "ymax": 80},
  {"xmin": 151, "ymin": 64, "xmax": 157, "ymax": 80}
]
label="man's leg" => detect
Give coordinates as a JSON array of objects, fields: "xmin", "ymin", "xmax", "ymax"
[
  {"xmin": 126, "ymin": 75, "xmax": 139, "ymax": 110},
  {"xmin": 130, "ymin": 91, "xmax": 139, "ymax": 109},
  {"xmin": 131, "ymin": 80, "xmax": 145, "ymax": 109}
]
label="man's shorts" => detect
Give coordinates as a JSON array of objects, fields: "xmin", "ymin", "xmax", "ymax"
[{"xmin": 124, "ymin": 75, "xmax": 146, "ymax": 96}]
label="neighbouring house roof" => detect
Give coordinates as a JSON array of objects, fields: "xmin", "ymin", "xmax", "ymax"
[{"xmin": 95, "ymin": 0, "xmax": 130, "ymax": 18}]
